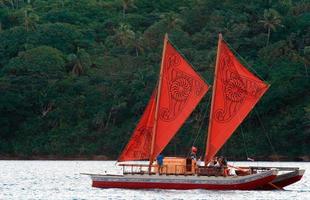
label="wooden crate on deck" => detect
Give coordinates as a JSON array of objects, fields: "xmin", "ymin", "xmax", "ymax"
[{"xmin": 155, "ymin": 157, "xmax": 196, "ymax": 175}]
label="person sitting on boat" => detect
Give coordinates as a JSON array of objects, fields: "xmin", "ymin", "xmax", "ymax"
[
  {"xmin": 207, "ymin": 157, "xmax": 218, "ymax": 167},
  {"xmin": 215, "ymin": 156, "xmax": 227, "ymax": 167},
  {"xmin": 221, "ymin": 157, "xmax": 228, "ymax": 167},
  {"xmin": 214, "ymin": 157, "xmax": 221, "ymax": 167},
  {"xmin": 228, "ymin": 166, "xmax": 237, "ymax": 176},
  {"xmin": 197, "ymin": 156, "xmax": 203, "ymax": 167},
  {"xmin": 156, "ymin": 154, "xmax": 164, "ymax": 174},
  {"xmin": 217, "ymin": 156, "xmax": 228, "ymax": 177}
]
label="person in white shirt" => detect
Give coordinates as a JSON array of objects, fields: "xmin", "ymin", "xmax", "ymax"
[
  {"xmin": 197, "ymin": 156, "xmax": 203, "ymax": 167},
  {"xmin": 207, "ymin": 157, "xmax": 218, "ymax": 167}
]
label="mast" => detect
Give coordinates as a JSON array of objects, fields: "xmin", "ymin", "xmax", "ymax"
[
  {"xmin": 204, "ymin": 33, "xmax": 222, "ymax": 163},
  {"xmin": 149, "ymin": 33, "xmax": 168, "ymax": 172}
]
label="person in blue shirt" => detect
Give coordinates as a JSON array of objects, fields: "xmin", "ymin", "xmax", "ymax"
[{"xmin": 156, "ymin": 154, "xmax": 164, "ymax": 174}]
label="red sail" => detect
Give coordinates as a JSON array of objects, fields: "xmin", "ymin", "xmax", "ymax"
[
  {"xmin": 150, "ymin": 40, "xmax": 210, "ymax": 162},
  {"xmin": 119, "ymin": 37, "xmax": 209, "ymax": 162},
  {"xmin": 204, "ymin": 36, "xmax": 269, "ymax": 162},
  {"xmin": 118, "ymin": 89, "xmax": 157, "ymax": 162}
]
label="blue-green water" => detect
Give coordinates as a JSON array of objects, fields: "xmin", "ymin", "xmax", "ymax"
[{"xmin": 0, "ymin": 161, "xmax": 309, "ymax": 200}]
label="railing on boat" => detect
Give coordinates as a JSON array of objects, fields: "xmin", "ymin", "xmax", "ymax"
[
  {"xmin": 118, "ymin": 163, "xmax": 193, "ymax": 175},
  {"xmin": 248, "ymin": 166, "xmax": 299, "ymax": 171},
  {"xmin": 118, "ymin": 164, "xmax": 299, "ymax": 176},
  {"xmin": 118, "ymin": 163, "xmax": 231, "ymax": 176},
  {"xmin": 230, "ymin": 166, "xmax": 300, "ymax": 176}
]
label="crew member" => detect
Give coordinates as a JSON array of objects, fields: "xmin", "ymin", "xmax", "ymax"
[
  {"xmin": 190, "ymin": 146, "xmax": 197, "ymax": 160},
  {"xmin": 156, "ymin": 154, "xmax": 164, "ymax": 174}
]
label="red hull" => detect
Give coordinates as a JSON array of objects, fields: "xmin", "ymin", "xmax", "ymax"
[
  {"xmin": 255, "ymin": 169, "xmax": 305, "ymax": 190},
  {"xmin": 92, "ymin": 174, "xmax": 276, "ymax": 190},
  {"xmin": 258, "ymin": 175, "xmax": 303, "ymax": 190}
]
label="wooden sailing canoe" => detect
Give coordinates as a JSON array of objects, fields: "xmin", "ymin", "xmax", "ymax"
[{"xmin": 84, "ymin": 34, "xmax": 304, "ymax": 191}]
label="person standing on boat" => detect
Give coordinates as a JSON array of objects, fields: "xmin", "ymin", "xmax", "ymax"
[
  {"xmin": 156, "ymin": 154, "xmax": 164, "ymax": 174},
  {"xmin": 190, "ymin": 146, "xmax": 197, "ymax": 160}
]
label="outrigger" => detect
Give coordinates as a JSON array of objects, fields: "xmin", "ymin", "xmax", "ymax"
[{"xmin": 84, "ymin": 33, "xmax": 304, "ymax": 190}]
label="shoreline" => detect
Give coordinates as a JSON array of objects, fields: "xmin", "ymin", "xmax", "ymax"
[
  {"xmin": 0, "ymin": 155, "xmax": 309, "ymax": 161},
  {"xmin": 0, "ymin": 155, "xmax": 110, "ymax": 161}
]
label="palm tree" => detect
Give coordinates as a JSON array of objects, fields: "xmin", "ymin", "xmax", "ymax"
[
  {"xmin": 68, "ymin": 51, "xmax": 83, "ymax": 76},
  {"xmin": 122, "ymin": 0, "xmax": 135, "ymax": 19},
  {"xmin": 23, "ymin": 6, "xmax": 39, "ymax": 31},
  {"xmin": 115, "ymin": 23, "xmax": 135, "ymax": 46},
  {"xmin": 132, "ymin": 32, "xmax": 144, "ymax": 56},
  {"xmin": 71, "ymin": 58, "xmax": 83, "ymax": 75},
  {"xmin": 68, "ymin": 48, "xmax": 91, "ymax": 76},
  {"xmin": 160, "ymin": 12, "xmax": 183, "ymax": 31},
  {"xmin": 259, "ymin": 9, "xmax": 284, "ymax": 47},
  {"xmin": 291, "ymin": 1, "xmax": 309, "ymax": 16},
  {"xmin": 0, "ymin": 0, "xmax": 14, "ymax": 9}
]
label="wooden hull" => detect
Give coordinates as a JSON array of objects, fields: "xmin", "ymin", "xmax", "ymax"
[
  {"xmin": 256, "ymin": 169, "xmax": 305, "ymax": 190},
  {"xmin": 88, "ymin": 170, "xmax": 277, "ymax": 190}
]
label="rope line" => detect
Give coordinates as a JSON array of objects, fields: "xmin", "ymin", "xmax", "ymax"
[
  {"xmin": 254, "ymin": 109, "xmax": 278, "ymax": 159},
  {"xmin": 193, "ymin": 94, "xmax": 212, "ymax": 145},
  {"xmin": 240, "ymin": 125, "xmax": 249, "ymax": 160},
  {"xmin": 187, "ymin": 93, "xmax": 212, "ymax": 157},
  {"xmin": 222, "ymin": 38, "xmax": 269, "ymax": 83},
  {"xmin": 168, "ymin": 38, "xmax": 211, "ymax": 86}
]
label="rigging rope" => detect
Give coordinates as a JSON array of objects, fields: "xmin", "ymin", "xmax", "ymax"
[
  {"xmin": 254, "ymin": 109, "xmax": 279, "ymax": 160},
  {"xmin": 240, "ymin": 125, "xmax": 249, "ymax": 160},
  {"xmin": 222, "ymin": 38, "xmax": 268, "ymax": 83},
  {"xmin": 187, "ymin": 93, "xmax": 212, "ymax": 157},
  {"xmin": 168, "ymin": 38, "xmax": 211, "ymax": 86},
  {"xmin": 222, "ymin": 38, "xmax": 276, "ymax": 161}
]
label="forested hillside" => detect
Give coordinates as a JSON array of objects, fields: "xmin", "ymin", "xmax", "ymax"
[{"xmin": 0, "ymin": 0, "xmax": 309, "ymax": 160}]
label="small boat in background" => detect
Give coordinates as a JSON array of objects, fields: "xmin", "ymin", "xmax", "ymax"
[{"xmin": 84, "ymin": 33, "xmax": 304, "ymax": 190}]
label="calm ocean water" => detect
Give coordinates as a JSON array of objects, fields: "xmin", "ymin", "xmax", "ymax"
[{"xmin": 0, "ymin": 161, "xmax": 309, "ymax": 200}]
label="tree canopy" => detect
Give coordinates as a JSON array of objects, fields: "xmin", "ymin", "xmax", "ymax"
[{"xmin": 0, "ymin": 0, "xmax": 309, "ymax": 160}]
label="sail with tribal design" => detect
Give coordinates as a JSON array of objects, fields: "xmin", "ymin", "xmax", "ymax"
[
  {"xmin": 149, "ymin": 36, "xmax": 209, "ymax": 163},
  {"xmin": 118, "ymin": 34, "xmax": 210, "ymax": 162},
  {"xmin": 118, "ymin": 89, "xmax": 157, "ymax": 162},
  {"xmin": 204, "ymin": 34, "xmax": 269, "ymax": 163}
]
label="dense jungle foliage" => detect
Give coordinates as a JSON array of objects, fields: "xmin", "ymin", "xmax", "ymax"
[{"xmin": 0, "ymin": 0, "xmax": 309, "ymax": 160}]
